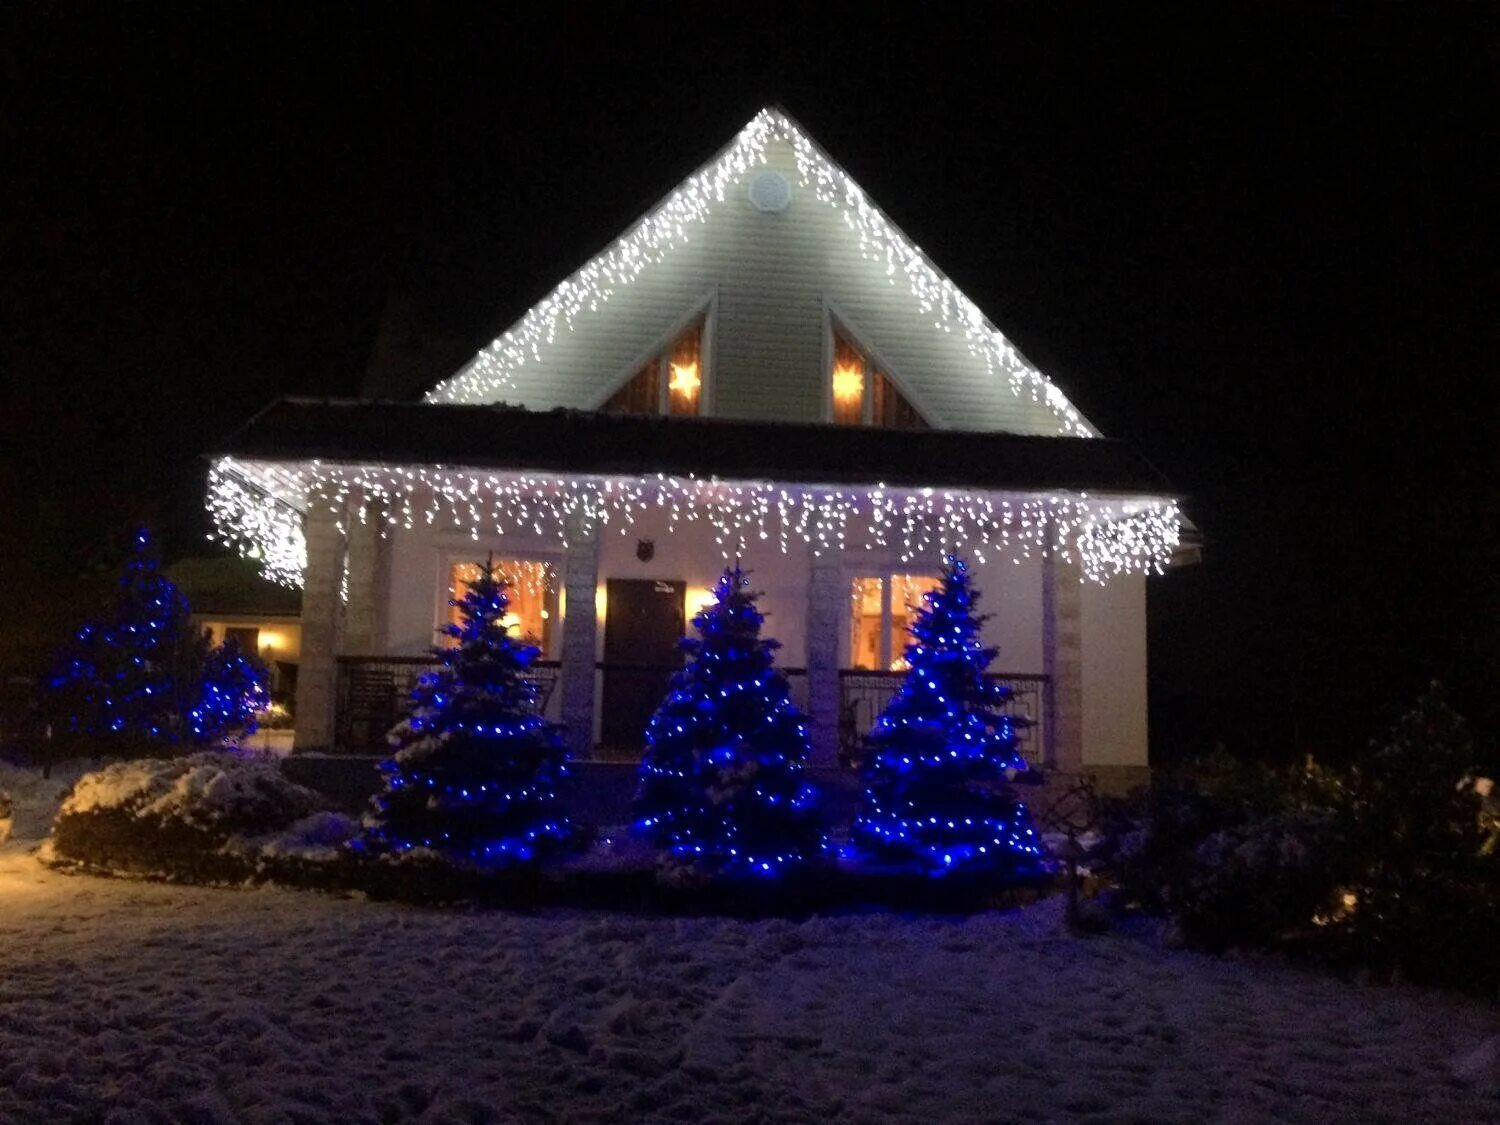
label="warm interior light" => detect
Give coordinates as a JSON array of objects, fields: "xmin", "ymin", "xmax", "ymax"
[
  {"xmin": 686, "ymin": 585, "xmax": 717, "ymax": 617},
  {"xmin": 449, "ymin": 560, "xmax": 554, "ymax": 647},
  {"xmin": 258, "ymin": 631, "xmax": 283, "ymax": 652},
  {"xmin": 668, "ymin": 361, "xmax": 701, "ymax": 400},
  {"xmin": 832, "ymin": 363, "xmax": 865, "ymax": 403},
  {"xmin": 595, "ymin": 585, "xmax": 608, "ymax": 619}
]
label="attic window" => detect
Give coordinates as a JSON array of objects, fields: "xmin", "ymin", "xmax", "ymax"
[
  {"xmin": 830, "ymin": 329, "xmax": 926, "ymax": 428},
  {"xmin": 603, "ymin": 317, "xmax": 704, "ymax": 417}
]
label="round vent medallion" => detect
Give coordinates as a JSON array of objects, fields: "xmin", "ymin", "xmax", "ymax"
[{"xmin": 747, "ymin": 170, "xmax": 792, "ymax": 213}]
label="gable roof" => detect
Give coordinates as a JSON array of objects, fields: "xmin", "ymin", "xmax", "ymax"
[
  {"xmin": 216, "ymin": 398, "xmax": 1171, "ymax": 495},
  {"xmin": 425, "ymin": 108, "xmax": 1098, "ymax": 438}
]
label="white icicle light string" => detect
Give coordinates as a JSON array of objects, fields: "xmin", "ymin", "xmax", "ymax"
[
  {"xmin": 423, "ymin": 109, "xmax": 1094, "ymax": 438},
  {"xmin": 208, "ymin": 457, "xmax": 1180, "ymax": 589}
]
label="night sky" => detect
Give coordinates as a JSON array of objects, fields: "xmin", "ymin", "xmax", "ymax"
[{"xmin": 3, "ymin": 5, "xmax": 1494, "ymax": 759}]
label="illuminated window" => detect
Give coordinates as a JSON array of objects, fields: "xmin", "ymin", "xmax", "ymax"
[
  {"xmin": 829, "ymin": 328, "xmax": 927, "ymax": 428},
  {"xmin": 603, "ymin": 317, "xmax": 705, "ymax": 417},
  {"xmin": 448, "ymin": 560, "xmax": 558, "ymax": 654},
  {"xmin": 848, "ymin": 571, "xmax": 942, "ymax": 670}
]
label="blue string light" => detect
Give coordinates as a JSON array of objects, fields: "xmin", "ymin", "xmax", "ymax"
[
  {"xmin": 356, "ymin": 555, "xmax": 578, "ymax": 869},
  {"xmin": 632, "ymin": 565, "xmax": 821, "ymax": 877},
  {"xmin": 48, "ymin": 529, "xmax": 268, "ymax": 744},
  {"xmin": 852, "ymin": 555, "xmax": 1044, "ymax": 878}
]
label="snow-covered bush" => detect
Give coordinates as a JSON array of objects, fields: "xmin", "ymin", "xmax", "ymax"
[
  {"xmin": 1180, "ymin": 807, "xmax": 1347, "ymax": 949},
  {"xmin": 47, "ymin": 752, "xmax": 327, "ymax": 874},
  {"xmin": 253, "ymin": 811, "xmax": 360, "ymax": 860},
  {"xmin": 1091, "ymin": 759, "xmax": 1348, "ymax": 950},
  {"xmin": 1092, "ymin": 686, "xmax": 1500, "ymax": 995},
  {"xmin": 1306, "ymin": 686, "xmax": 1500, "ymax": 992}
]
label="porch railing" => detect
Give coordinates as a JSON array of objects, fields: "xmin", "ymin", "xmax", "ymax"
[
  {"xmin": 332, "ymin": 657, "xmax": 1043, "ymax": 764},
  {"xmin": 835, "ymin": 669, "xmax": 1046, "ymax": 767},
  {"xmin": 334, "ymin": 655, "xmax": 562, "ymax": 753}
]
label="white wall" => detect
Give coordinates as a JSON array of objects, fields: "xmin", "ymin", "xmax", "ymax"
[
  {"xmin": 597, "ymin": 522, "xmax": 811, "ymax": 666},
  {"xmin": 1080, "ymin": 573, "xmax": 1149, "ymax": 767},
  {"xmin": 450, "ymin": 139, "xmax": 1075, "ymax": 437},
  {"xmin": 380, "ymin": 512, "xmax": 1047, "ymax": 676},
  {"xmin": 377, "ymin": 511, "xmax": 1146, "ymax": 767},
  {"xmin": 379, "ymin": 514, "xmax": 812, "ymax": 665}
]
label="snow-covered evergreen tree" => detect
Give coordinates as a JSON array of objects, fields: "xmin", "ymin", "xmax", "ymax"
[
  {"xmin": 359, "ymin": 558, "xmax": 577, "ymax": 867},
  {"xmin": 852, "ymin": 556, "xmax": 1043, "ymax": 876},
  {"xmin": 633, "ymin": 566, "xmax": 820, "ymax": 875}
]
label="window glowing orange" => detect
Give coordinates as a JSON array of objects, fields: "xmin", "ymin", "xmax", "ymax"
[
  {"xmin": 607, "ymin": 316, "xmax": 704, "ymax": 416},
  {"xmin": 830, "ymin": 328, "xmax": 927, "ymax": 428},
  {"xmin": 848, "ymin": 576, "xmax": 885, "ymax": 670},
  {"xmin": 832, "ymin": 333, "xmax": 866, "ymax": 425},
  {"xmin": 849, "ymin": 572, "xmax": 940, "ymax": 670},
  {"xmin": 889, "ymin": 573, "xmax": 941, "ymax": 669},
  {"xmin": 448, "ymin": 560, "xmax": 556, "ymax": 653},
  {"xmin": 666, "ymin": 321, "xmax": 702, "ymax": 415}
]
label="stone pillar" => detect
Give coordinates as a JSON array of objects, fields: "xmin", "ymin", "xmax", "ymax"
[
  {"xmin": 559, "ymin": 516, "xmax": 600, "ymax": 760},
  {"xmin": 1042, "ymin": 551, "xmax": 1084, "ymax": 773},
  {"xmin": 293, "ymin": 504, "xmax": 344, "ymax": 751},
  {"xmin": 805, "ymin": 546, "xmax": 843, "ymax": 768},
  {"xmin": 342, "ymin": 516, "xmax": 384, "ymax": 655}
]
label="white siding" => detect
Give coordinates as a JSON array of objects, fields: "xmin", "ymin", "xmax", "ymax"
[
  {"xmin": 1080, "ymin": 573, "xmax": 1149, "ymax": 768},
  {"xmin": 460, "ymin": 140, "xmax": 1078, "ymax": 436}
]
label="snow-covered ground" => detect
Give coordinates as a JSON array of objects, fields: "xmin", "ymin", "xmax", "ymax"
[{"xmin": 1, "ymin": 762, "xmax": 1496, "ymax": 1123}]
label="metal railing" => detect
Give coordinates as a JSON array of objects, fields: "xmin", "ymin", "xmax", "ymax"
[
  {"xmin": 837, "ymin": 669, "xmax": 1046, "ymax": 767},
  {"xmin": 331, "ymin": 656, "xmax": 1044, "ymax": 764},
  {"xmin": 334, "ymin": 655, "xmax": 561, "ymax": 753}
]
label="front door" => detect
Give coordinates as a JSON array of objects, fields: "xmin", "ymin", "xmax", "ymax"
[{"xmin": 601, "ymin": 578, "xmax": 686, "ymax": 752}]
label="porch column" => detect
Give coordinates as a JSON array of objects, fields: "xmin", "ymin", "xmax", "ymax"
[
  {"xmin": 559, "ymin": 515, "xmax": 600, "ymax": 760},
  {"xmin": 1041, "ymin": 551, "xmax": 1084, "ymax": 773},
  {"xmin": 342, "ymin": 516, "xmax": 384, "ymax": 655},
  {"xmin": 293, "ymin": 504, "xmax": 343, "ymax": 751},
  {"xmin": 805, "ymin": 546, "xmax": 842, "ymax": 768}
]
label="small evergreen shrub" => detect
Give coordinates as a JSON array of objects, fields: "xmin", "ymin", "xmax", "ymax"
[
  {"xmin": 47, "ymin": 530, "xmax": 269, "ymax": 751},
  {"xmin": 852, "ymin": 556, "xmax": 1043, "ymax": 880},
  {"xmin": 357, "ymin": 558, "xmax": 583, "ymax": 870},
  {"xmin": 1091, "ymin": 686, "xmax": 1500, "ymax": 993},
  {"xmin": 47, "ymin": 752, "xmax": 326, "ymax": 874},
  {"xmin": 633, "ymin": 566, "xmax": 821, "ymax": 879},
  {"xmin": 1307, "ymin": 686, "xmax": 1500, "ymax": 991}
]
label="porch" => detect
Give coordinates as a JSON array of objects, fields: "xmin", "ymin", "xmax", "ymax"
[
  {"xmin": 209, "ymin": 401, "xmax": 1182, "ymax": 775},
  {"xmin": 330, "ymin": 655, "xmax": 1047, "ymax": 766}
]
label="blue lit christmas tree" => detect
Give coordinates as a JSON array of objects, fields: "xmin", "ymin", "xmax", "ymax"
[
  {"xmin": 49, "ymin": 529, "xmax": 267, "ymax": 745},
  {"xmin": 195, "ymin": 634, "xmax": 271, "ymax": 741},
  {"xmin": 359, "ymin": 558, "xmax": 578, "ymax": 867},
  {"xmin": 633, "ymin": 566, "xmax": 820, "ymax": 876},
  {"xmin": 852, "ymin": 556, "xmax": 1043, "ymax": 876}
]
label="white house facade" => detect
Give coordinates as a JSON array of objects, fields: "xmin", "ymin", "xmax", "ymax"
[{"xmin": 207, "ymin": 109, "xmax": 1191, "ymax": 782}]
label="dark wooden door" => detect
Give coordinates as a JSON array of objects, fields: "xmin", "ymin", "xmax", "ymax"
[{"xmin": 601, "ymin": 578, "xmax": 686, "ymax": 750}]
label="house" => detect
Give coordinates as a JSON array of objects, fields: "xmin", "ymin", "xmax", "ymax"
[
  {"xmin": 206, "ymin": 108, "xmax": 1193, "ymax": 785},
  {"xmin": 166, "ymin": 555, "xmax": 302, "ymax": 753},
  {"xmin": 167, "ymin": 556, "xmax": 303, "ymax": 699}
]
